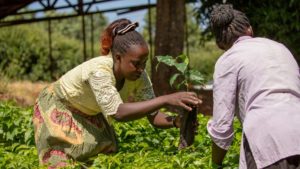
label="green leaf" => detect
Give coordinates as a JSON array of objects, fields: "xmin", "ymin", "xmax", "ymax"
[
  {"xmin": 125, "ymin": 130, "xmax": 139, "ymax": 137},
  {"xmin": 173, "ymin": 62, "xmax": 188, "ymax": 74},
  {"xmin": 156, "ymin": 55, "xmax": 176, "ymax": 67},
  {"xmin": 188, "ymin": 69, "xmax": 205, "ymax": 85},
  {"xmin": 169, "ymin": 73, "xmax": 181, "ymax": 87},
  {"xmin": 176, "ymin": 80, "xmax": 186, "ymax": 90},
  {"xmin": 138, "ymin": 142, "xmax": 149, "ymax": 148},
  {"xmin": 174, "ymin": 54, "xmax": 189, "ymax": 73}
]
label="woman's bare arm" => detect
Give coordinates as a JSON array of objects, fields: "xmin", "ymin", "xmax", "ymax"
[{"xmin": 112, "ymin": 92, "xmax": 201, "ymax": 122}]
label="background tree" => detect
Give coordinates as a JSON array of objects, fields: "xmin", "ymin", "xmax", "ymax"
[
  {"xmin": 143, "ymin": 3, "xmax": 222, "ymax": 82},
  {"xmin": 53, "ymin": 13, "xmax": 107, "ymax": 58},
  {"xmin": 196, "ymin": 0, "xmax": 300, "ymax": 64}
]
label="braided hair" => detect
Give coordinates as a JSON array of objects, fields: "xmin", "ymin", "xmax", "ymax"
[
  {"xmin": 210, "ymin": 4, "xmax": 251, "ymax": 49},
  {"xmin": 100, "ymin": 18, "xmax": 147, "ymax": 57}
]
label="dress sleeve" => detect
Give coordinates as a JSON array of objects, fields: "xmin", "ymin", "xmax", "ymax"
[
  {"xmin": 207, "ymin": 57, "xmax": 237, "ymax": 150},
  {"xmin": 88, "ymin": 70, "xmax": 123, "ymax": 117}
]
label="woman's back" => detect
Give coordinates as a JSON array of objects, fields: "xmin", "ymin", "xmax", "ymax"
[{"xmin": 221, "ymin": 36, "xmax": 300, "ymax": 168}]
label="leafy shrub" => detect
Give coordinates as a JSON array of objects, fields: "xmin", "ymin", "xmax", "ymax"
[
  {"xmin": 0, "ymin": 101, "xmax": 34, "ymax": 145},
  {"xmin": 0, "ymin": 143, "xmax": 40, "ymax": 169},
  {"xmin": 0, "ymin": 102, "xmax": 39, "ymax": 168},
  {"xmin": 0, "ymin": 24, "xmax": 83, "ymax": 81}
]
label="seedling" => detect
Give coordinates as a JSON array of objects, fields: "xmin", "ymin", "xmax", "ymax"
[{"xmin": 156, "ymin": 54, "xmax": 205, "ymax": 149}]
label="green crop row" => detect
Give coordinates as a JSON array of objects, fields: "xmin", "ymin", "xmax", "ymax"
[{"xmin": 0, "ymin": 101, "xmax": 241, "ymax": 169}]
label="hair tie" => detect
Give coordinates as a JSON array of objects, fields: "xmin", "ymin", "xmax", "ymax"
[{"xmin": 114, "ymin": 22, "xmax": 139, "ymax": 36}]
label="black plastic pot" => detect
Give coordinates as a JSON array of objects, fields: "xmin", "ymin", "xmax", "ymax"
[{"xmin": 178, "ymin": 106, "xmax": 198, "ymax": 150}]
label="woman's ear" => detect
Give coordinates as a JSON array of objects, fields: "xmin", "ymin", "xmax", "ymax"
[
  {"xmin": 246, "ymin": 26, "xmax": 253, "ymax": 36},
  {"xmin": 115, "ymin": 53, "xmax": 122, "ymax": 63}
]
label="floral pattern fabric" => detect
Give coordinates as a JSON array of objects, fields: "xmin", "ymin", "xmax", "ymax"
[{"xmin": 33, "ymin": 82, "xmax": 117, "ymax": 168}]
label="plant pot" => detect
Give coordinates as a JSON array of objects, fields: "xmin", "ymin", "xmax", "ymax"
[{"xmin": 178, "ymin": 106, "xmax": 198, "ymax": 149}]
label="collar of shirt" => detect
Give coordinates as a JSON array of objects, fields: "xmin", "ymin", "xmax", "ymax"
[{"xmin": 234, "ymin": 36, "xmax": 253, "ymax": 45}]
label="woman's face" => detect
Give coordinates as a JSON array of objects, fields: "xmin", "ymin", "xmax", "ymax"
[{"xmin": 116, "ymin": 44, "xmax": 149, "ymax": 81}]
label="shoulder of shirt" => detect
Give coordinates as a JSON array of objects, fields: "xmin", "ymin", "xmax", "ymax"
[
  {"xmin": 235, "ymin": 36, "xmax": 283, "ymax": 47},
  {"xmin": 81, "ymin": 55, "xmax": 113, "ymax": 70},
  {"xmin": 76, "ymin": 55, "xmax": 114, "ymax": 80},
  {"xmin": 85, "ymin": 55, "xmax": 113, "ymax": 64},
  {"xmin": 215, "ymin": 47, "xmax": 237, "ymax": 67},
  {"xmin": 216, "ymin": 37, "xmax": 283, "ymax": 68},
  {"xmin": 215, "ymin": 40, "xmax": 250, "ymax": 68}
]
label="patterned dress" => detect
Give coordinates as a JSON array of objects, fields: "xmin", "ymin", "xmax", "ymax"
[{"xmin": 33, "ymin": 55, "xmax": 155, "ymax": 168}]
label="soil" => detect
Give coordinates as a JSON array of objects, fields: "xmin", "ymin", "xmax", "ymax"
[{"xmin": 0, "ymin": 81, "xmax": 49, "ymax": 107}]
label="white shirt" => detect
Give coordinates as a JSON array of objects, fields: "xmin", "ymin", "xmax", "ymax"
[{"xmin": 207, "ymin": 36, "xmax": 300, "ymax": 168}]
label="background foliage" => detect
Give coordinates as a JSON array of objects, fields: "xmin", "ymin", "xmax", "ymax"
[
  {"xmin": 0, "ymin": 24, "xmax": 83, "ymax": 81},
  {"xmin": 0, "ymin": 13, "xmax": 107, "ymax": 81},
  {"xmin": 196, "ymin": 0, "xmax": 300, "ymax": 64}
]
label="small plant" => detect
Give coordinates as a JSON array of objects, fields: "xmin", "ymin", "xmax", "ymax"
[
  {"xmin": 156, "ymin": 54, "xmax": 205, "ymax": 90},
  {"xmin": 156, "ymin": 54, "xmax": 205, "ymax": 149}
]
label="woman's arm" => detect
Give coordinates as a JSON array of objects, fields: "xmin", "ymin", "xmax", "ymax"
[
  {"xmin": 207, "ymin": 54, "xmax": 238, "ymax": 167},
  {"xmin": 212, "ymin": 141, "xmax": 227, "ymax": 166},
  {"xmin": 112, "ymin": 92, "xmax": 201, "ymax": 122},
  {"xmin": 88, "ymin": 70, "xmax": 200, "ymax": 122}
]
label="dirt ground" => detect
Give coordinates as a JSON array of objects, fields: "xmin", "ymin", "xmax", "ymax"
[{"xmin": 0, "ymin": 80, "xmax": 49, "ymax": 107}]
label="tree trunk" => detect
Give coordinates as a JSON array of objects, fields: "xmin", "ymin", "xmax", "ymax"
[{"xmin": 152, "ymin": 0, "xmax": 186, "ymax": 97}]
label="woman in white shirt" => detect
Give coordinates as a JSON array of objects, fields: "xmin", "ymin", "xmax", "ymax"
[{"xmin": 207, "ymin": 4, "xmax": 300, "ymax": 169}]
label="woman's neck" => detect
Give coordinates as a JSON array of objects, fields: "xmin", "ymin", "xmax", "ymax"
[{"xmin": 113, "ymin": 64, "xmax": 125, "ymax": 91}]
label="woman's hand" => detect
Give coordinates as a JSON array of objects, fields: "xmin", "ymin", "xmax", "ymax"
[{"xmin": 163, "ymin": 92, "xmax": 202, "ymax": 111}]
